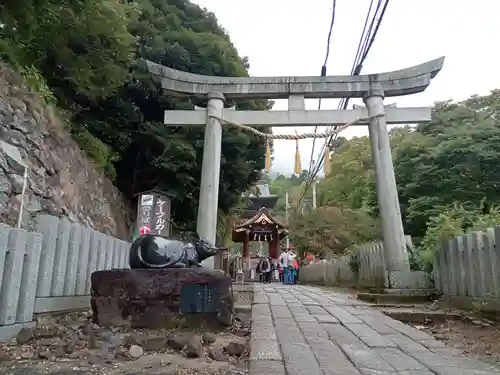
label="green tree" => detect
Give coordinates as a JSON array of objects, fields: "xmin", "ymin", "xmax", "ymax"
[
  {"xmin": 319, "ymin": 136, "xmax": 374, "ymax": 210},
  {"xmin": 274, "ymin": 90, "xmax": 500, "ymax": 266},
  {"xmin": 395, "ymin": 90, "xmax": 500, "ymax": 238},
  {"xmin": 1, "ymin": 0, "xmax": 273, "ymax": 231},
  {"xmin": 290, "ymin": 205, "xmax": 379, "ymax": 258},
  {"xmin": 82, "ymin": 0, "xmax": 273, "ymax": 228},
  {"xmin": 0, "ymin": 0, "xmax": 139, "ymax": 103}
]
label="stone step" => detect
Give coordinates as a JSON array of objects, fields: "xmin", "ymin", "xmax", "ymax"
[
  {"xmin": 357, "ymin": 290, "xmax": 438, "ymax": 304},
  {"xmin": 366, "ymin": 288, "xmax": 438, "ymax": 295},
  {"xmin": 380, "ymin": 307, "xmax": 463, "ymax": 323}
]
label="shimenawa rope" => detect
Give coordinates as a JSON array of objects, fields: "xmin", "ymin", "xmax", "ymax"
[
  {"xmin": 208, "ymin": 113, "xmax": 384, "ymax": 174},
  {"xmin": 208, "ymin": 114, "xmax": 384, "ymax": 140}
]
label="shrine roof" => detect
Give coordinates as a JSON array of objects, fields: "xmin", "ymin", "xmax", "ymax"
[{"xmin": 233, "ymin": 207, "xmax": 289, "ymax": 231}]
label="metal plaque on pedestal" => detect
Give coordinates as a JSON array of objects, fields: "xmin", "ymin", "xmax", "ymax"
[{"xmin": 180, "ymin": 283, "xmax": 219, "ymax": 313}]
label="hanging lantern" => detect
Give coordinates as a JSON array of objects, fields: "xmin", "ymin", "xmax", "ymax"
[
  {"xmin": 323, "ymin": 147, "xmax": 331, "ymax": 175},
  {"xmin": 265, "ymin": 139, "xmax": 271, "ymax": 172},
  {"xmin": 294, "ymin": 139, "xmax": 302, "ymax": 175}
]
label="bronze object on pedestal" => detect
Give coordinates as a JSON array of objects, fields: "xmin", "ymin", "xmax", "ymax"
[{"xmin": 129, "ymin": 234, "xmax": 226, "ymax": 269}]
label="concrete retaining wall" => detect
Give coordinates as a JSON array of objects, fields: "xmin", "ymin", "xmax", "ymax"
[
  {"xmin": 300, "ymin": 255, "xmax": 357, "ymax": 287},
  {"xmin": 0, "ymin": 214, "xmax": 129, "ymax": 340},
  {"xmin": 434, "ymin": 227, "xmax": 500, "ymax": 312},
  {"xmin": 300, "ymin": 243, "xmax": 386, "ymax": 288},
  {"xmin": 300, "ymin": 241, "xmax": 430, "ymax": 289}
]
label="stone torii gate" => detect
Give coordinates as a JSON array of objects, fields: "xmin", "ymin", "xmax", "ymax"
[{"xmin": 146, "ymin": 57, "xmax": 444, "ymax": 275}]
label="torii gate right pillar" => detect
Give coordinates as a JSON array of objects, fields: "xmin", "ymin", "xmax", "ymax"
[{"xmin": 365, "ymin": 86, "xmax": 409, "ymax": 273}]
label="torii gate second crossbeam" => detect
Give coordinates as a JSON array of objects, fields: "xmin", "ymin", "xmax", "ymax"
[{"xmin": 146, "ymin": 57, "xmax": 444, "ymax": 280}]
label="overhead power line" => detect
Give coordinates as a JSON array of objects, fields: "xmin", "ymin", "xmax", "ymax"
[
  {"xmin": 308, "ymin": 0, "xmax": 337, "ymax": 174},
  {"xmin": 298, "ymin": 0, "xmax": 390, "ymax": 209}
]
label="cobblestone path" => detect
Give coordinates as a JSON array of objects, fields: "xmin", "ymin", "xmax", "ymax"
[{"xmin": 249, "ymin": 284, "xmax": 500, "ymax": 375}]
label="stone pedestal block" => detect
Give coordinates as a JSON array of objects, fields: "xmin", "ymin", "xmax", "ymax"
[
  {"xmin": 387, "ymin": 270, "xmax": 432, "ymax": 289},
  {"xmin": 90, "ymin": 268, "xmax": 233, "ymax": 329}
]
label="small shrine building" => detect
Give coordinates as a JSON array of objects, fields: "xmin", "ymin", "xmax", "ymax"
[{"xmin": 232, "ymin": 206, "xmax": 290, "ymax": 271}]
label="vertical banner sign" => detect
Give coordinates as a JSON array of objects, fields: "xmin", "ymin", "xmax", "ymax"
[
  {"xmin": 153, "ymin": 192, "xmax": 171, "ymax": 237},
  {"xmin": 136, "ymin": 191, "xmax": 172, "ymax": 237}
]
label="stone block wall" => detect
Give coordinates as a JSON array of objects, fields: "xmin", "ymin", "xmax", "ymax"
[{"xmin": 0, "ymin": 214, "xmax": 129, "ymax": 341}]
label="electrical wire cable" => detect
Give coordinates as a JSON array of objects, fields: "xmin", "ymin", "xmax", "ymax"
[
  {"xmin": 297, "ymin": 0, "xmax": 390, "ymax": 210},
  {"xmin": 308, "ymin": 0, "xmax": 337, "ymax": 174},
  {"xmin": 300, "ymin": 0, "xmax": 381, "ymax": 202}
]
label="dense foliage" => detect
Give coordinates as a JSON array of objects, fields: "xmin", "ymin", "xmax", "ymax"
[
  {"xmin": 266, "ymin": 167, "xmax": 380, "ymax": 259},
  {"xmin": 314, "ymin": 90, "xmax": 500, "ymax": 269},
  {"xmin": 290, "ymin": 206, "xmax": 379, "ymax": 259},
  {"xmin": 0, "ymin": 0, "xmax": 271, "ymax": 231}
]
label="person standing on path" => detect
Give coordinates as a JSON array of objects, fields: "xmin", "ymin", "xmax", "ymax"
[
  {"xmin": 279, "ymin": 249, "xmax": 293, "ymax": 284},
  {"xmin": 277, "ymin": 261, "xmax": 283, "ymax": 283},
  {"xmin": 267, "ymin": 256, "xmax": 275, "ymax": 283},
  {"xmin": 292, "ymin": 256, "xmax": 300, "ymax": 284},
  {"xmin": 278, "ymin": 250, "xmax": 286, "ymax": 283},
  {"xmin": 256, "ymin": 257, "xmax": 264, "ymax": 283},
  {"xmin": 259, "ymin": 256, "xmax": 272, "ymax": 283}
]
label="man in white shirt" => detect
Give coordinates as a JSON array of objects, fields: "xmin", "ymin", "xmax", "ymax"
[{"xmin": 278, "ymin": 249, "xmax": 292, "ymax": 284}]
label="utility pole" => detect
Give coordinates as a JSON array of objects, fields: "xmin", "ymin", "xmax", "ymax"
[
  {"xmin": 312, "ymin": 179, "xmax": 317, "ymax": 209},
  {"xmin": 285, "ymin": 191, "xmax": 290, "ymax": 249}
]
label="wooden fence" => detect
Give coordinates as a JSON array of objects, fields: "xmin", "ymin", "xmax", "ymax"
[
  {"xmin": 434, "ymin": 227, "xmax": 500, "ymax": 311},
  {"xmin": 0, "ymin": 214, "xmax": 129, "ymax": 340}
]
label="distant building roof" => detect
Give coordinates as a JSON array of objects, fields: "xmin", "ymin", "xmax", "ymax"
[
  {"xmin": 244, "ymin": 180, "xmax": 275, "ymax": 198},
  {"xmin": 255, "ymin": 180, "xmax": 271, "ymax": 197}
]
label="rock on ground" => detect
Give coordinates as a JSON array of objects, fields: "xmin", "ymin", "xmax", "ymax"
[{"xmin": 0, "ymin": 309, "xmax": 251, "ymax": 375}]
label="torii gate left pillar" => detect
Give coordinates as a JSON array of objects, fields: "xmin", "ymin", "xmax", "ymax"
[
  {"xmin": 147, "ymin": 58, "xmax": 444, "ymax": 279},
  {"xmin": 196, "ymin": 92, "xmax": 225, "ymax": 269}
]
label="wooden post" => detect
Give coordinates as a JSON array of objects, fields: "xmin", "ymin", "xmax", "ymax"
[
  {"xmin": 269, "ymin": 235, "xmax": 278, "ymax": 260},
  {"xmin": 243, "ymin": 231, "xmax": 250, "ymax": 281},
  {"xmin": 243, "ymin": 231, "xmax": 250, "ymax": 259}
]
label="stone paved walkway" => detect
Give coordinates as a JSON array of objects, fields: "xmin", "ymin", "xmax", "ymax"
[{"xmin": 249, "ymin": 284, "xmax": 500, "ymax": 375}]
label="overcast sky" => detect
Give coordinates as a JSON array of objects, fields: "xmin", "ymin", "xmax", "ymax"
[{"xmin": 192, "ymin": 0, "xmax": 500, "ymax": 175}]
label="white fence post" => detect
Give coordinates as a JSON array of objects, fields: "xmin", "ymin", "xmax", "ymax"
[
  {"xmin": 35, "ymin": 215, "xmax": 59, "ymax": 298},
  {"xmin": 51, "ymin": 218, "xmax": 71, "ymax": 297},
  {"xmin": 489, "ymin": 228, "xmax": 500, "ymax": 293},
  {"xmin": 63, "ymin": 223, "xmax": 82, "ymax": 296},
  {"xmin": 0, "ymin": 215, "xmax": 130, "ymax": 342},
  {"xmin": 75, "ymin": 227, "xmax": 92, "ymax": 296},
  {"xmin": 456, "ymin": 235, "xmax": 467, "ymax": 296},
  {"xmin": 16, "ymin": 232, "xmax": 43, "ymax": 322},
  {"xmin": 0, "ymin": 229, "xmax": 27, "ymax": 325}
]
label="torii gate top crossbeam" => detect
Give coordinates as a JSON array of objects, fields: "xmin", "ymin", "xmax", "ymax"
[{"xmin": 146, "ymin": 57, "xmax": 444, "ymax": 100}]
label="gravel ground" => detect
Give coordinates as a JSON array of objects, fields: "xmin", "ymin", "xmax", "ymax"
[
  {"xmin": 0, "ymin": 310, "xmax": 251, "ymax": 375},
  {"xmin": 410, "ymin": 315, "xmax": 500, "ymax": 367}
]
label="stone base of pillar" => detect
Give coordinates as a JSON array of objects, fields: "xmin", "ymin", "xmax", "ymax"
[
  {"xmin": 357, "ymin": 270, "xmax": 439, "ymax": 304},
  {"xmin": 357, "ymin": 288, "xmax": 439, "ymax": 304},
  {"xmin": 386, "ymin": 270, "xmax": 431, "ymax": 289}
]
